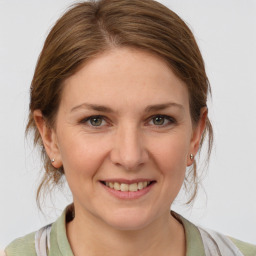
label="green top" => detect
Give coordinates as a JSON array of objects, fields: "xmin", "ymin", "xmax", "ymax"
[{"xmin": 5, "ymin": 207, "xmax": 256, "ymax": 256}]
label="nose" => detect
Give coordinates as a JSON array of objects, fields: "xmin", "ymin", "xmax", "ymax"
[{"xmin": 109, "ymin": 124, "xmax": 149, "ymax": 171}]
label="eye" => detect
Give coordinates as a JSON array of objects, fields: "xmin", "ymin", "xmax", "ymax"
[
  {"xmin": 148, "ymin": 115, "xmax": 176, "ymax": 127},
  {"xmin": 80, "ymin": 115, "xmax": 107, "ymax": 127},
  {"xmin": 152, "ymin": 116, "xmax": 165, "ymax": 125}
]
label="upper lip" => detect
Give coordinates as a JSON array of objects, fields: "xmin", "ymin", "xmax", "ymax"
[{"xmin": 100, "ymin": 179, "xmax": 155, "ymax": 184}]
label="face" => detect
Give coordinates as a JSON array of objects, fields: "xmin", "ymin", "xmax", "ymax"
[{"xmin": 36, "ymin": 47, "xmax": 205, "ymax": 230}]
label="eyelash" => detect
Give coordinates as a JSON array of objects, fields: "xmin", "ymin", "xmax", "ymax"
[
  {"xmin": 79, "ymin": 114, "xmax": 176, "ymax": 129},
  {"xmin": 147, "ymin": 115, "xmax": 176, "ymax": 127}
]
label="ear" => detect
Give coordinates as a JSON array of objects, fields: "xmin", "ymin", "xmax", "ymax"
[
  {"xmin": 33, "ymin": 110, "xmax": 62, "ymax": 169},
  {"xmin": 187, "ymin": 107, "xmax": 208, "ymax": 166}
]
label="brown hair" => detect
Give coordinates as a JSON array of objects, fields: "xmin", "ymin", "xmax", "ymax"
[{"xmin": 26, "ymin": 0, "xmax": 213, "ymax": 207}]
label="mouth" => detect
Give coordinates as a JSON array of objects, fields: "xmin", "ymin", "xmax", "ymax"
[{"xmin": 100, "ymin": 180, "xmax": 156, "ymax": 192}]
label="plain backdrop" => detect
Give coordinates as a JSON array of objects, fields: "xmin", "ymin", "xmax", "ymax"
[{"xmin": 0, "ymin": 0, "xmax": 256, "ymax": 248}]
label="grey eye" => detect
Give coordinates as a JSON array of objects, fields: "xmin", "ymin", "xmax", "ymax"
[
  {"xmin": 89, "ymin": 117, "xmax": 103, "ymax": 126},
  {"xmin": 152, "ymin": 116, "xmax": 165, "ymax": 125}
]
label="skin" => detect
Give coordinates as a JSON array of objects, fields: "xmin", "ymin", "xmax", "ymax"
[{"xmin": 34, "ymin": 47, "xmax": 207, "ymax": 256}]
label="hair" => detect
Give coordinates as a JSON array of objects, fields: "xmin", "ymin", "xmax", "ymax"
[{"xmin": 26, "ymin": 0, "xmax": 213, "ymax": 208}]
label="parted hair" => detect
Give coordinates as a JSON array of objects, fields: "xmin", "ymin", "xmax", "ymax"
[{"xmin": 26, "ymin": 0, "xmax": 213, "ymax": 207}]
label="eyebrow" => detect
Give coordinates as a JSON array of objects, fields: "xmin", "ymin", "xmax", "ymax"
[
  {"xmin": 144, "ymin": 103, "xmax": 184, "ymax": 112},
  {"xmin": 71, "ymin": 102, "xmax": 184, "ymax": 113}
]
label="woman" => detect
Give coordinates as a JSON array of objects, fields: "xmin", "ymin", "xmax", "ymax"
[{"xmin": 4, "ymin": 0, "xmax": 256, "ymax": 255}]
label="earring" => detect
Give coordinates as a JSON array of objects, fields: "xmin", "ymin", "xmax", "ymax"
[
  {"xmin": 51, "ymin": 158, "xmax": 55, "ymax": 163},
  {"xmin": 190, "ymin": 154, "xmax": 194, "ymax": 160}
]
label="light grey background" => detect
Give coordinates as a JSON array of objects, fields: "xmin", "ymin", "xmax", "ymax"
[{"xmin": 0, "ymin": 0, "xmax": 255, "ymax": 248}]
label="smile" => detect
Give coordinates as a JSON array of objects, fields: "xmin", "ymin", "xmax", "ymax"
[{"xmin": 101, "ymin": 181, "xmax": 154, "ymax": 192}]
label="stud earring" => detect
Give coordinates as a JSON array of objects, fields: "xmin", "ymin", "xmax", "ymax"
[
  {"xmin": 51, "ymin": 158, "xmax": 55, "ymax": 163},
  {"xmin": 190, "ymin": 154, "xmax": 194, "ymax": 160}
]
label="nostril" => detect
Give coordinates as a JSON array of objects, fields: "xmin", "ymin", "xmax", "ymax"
[{"xmin": 109, "ymin": 134, "xmax": 148, "ymax": 170}]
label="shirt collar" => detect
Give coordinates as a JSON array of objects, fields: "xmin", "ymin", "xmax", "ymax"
[{"xmin": 50, "ymin": 206, "xmax": 205, "ymax": 256}]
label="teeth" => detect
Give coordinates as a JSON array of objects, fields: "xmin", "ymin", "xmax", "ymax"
[
  {"xmin": 120, "ymin": 183, "xmax": 129, "ymax": 192},
  {"xmin": 105, "ymin": 181, "xmax": 151, "ymax": 192},
  {"xmin": 129, "ymin": 183, "xmax": 138, "ymax": 192},
  {"xmin": 138, "ymin": 182, "xmax": 143, "ymax": 190},
  {"xmin": 114, "ymin": 182, "xmax": 120, "ymax": 190}
]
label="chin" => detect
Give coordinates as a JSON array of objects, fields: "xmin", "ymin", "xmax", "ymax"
[{"xmin": 102, "ymin": 208, "xmax": 155, "ymax": 231}]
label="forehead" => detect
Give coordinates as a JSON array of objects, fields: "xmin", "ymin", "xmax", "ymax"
[{"xmin": 61, "ymin": 47, "xmax": 189, "ymax": 111}]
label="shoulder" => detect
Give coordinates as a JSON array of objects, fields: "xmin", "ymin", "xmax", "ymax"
[
  {"xmin": 4, "ymin": 205, "xmax": 72, "ymax": 256},
  {"xmin": 198, "ymin": 226, "xmax": 256, "ymax": 256},
  {"xmin": 5, "ymin": 232, "xmax": 36, "ymax": 256},
  {"xmin": 172, "ymin": 211, "xmax": 256, "ymax": 256},
  {"xmin": 228, "ymin": 236, "xmax": 256, "ymax": 256}
]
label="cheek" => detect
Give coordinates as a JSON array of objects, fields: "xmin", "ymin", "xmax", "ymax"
[
  {"xmin": 149, "ymin": 133, "xmax": 190, "ymax": 179},
  {"xmin": 152, "ymin": 132, "xmax": 190, "ymax": 160},
  {"xmin": 150, "ymin": 135, "xmax": 190, "ymax": 203},
  {"xmin": 58, "ymin": 132, "xmax": 108, "ymax": 181}
]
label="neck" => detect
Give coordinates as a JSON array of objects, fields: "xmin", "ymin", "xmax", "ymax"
[{"xmin": 66, "ymin": 208, "xmax": 186, "ymax": 256}]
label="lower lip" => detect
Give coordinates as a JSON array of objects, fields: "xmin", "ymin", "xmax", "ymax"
[{"xmin": 100, "ymin": 182, "xmax": 155, "ymax": 200}]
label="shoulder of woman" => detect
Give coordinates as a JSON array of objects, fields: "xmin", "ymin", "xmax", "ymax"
[
  {"xmin": 172, "ymin": 212, "xmax": 256, "ymax": 255},
  {"xmin": 198, "ymin": 225, "xmax": 256, "ymax": 256},
  {"xmin": 228, "ymin": 236, "xmax": 256, "ymax": 256},
  {"xmin": 4, "ymin": 232, "xmax": 36, "ymax": 256}
]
